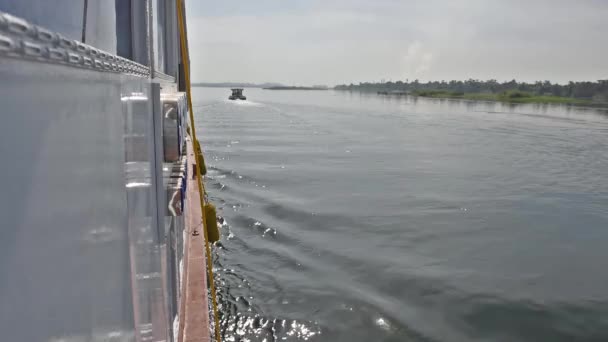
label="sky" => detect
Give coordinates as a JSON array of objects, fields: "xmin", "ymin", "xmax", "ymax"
[{"xmin": 185, "ymin": 0, "xmax": 608, "ymax": 86}]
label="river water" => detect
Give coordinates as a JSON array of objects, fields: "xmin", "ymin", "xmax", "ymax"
[{"xmin": 193, "ymin": 87, "xmax": 608, "ymax": 342}]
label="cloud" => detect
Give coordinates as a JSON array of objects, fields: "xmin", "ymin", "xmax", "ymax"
[
  {"xmin": 400, "ymin": 41, "xmax": 435, "ymax": 78},
  {"xmin": 186, "ymin": 0, "xmax": 608, "ymax": 84}
]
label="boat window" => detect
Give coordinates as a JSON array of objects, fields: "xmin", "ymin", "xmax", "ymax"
[
  {"xmin": 82, "ymin": 0, "xmax": 117, "ymax": 53},
  {"xmin": 115, "ymin": 0, "xmax": 132, "ymax": 59},
  {"xmin": 152, "ymin": 0, "xmax": 166, "ymax": 73},
  {"xmin": 0, "ymin": 0, "xmax": 84, "ymax": 42}
]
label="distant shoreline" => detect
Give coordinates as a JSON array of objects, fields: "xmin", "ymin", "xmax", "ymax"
[
  {"xmin": 412, "ymin": 90, "xmax": 593, "ymax": 105},
  {"xmin": 263, "ymin": 86, "xmax": 329, "ymax": 90},
  {"xmin": 341, "ymin": 89, "xmax": 604, "ymax": 106},
  {"xmin": 335, "ymin": 79, "xmax": 608, "ymax": 107},
  {"xmin": 192, "ymin": 82, "xmax": 284, "ymax": 88}
]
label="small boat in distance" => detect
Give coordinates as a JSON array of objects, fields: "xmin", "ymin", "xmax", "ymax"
[{"xmin": 229, "ymin": 88, "xmax": 247, "ymax": 100}]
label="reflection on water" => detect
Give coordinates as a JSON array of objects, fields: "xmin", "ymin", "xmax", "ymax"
[{"xmin": 195, "ymin": 88, "xmax": 608, "ymax": 342}]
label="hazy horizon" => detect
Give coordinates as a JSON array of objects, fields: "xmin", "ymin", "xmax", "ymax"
[
  {"xmin": 189, "ymin": 79, "xmax": 607, "ymax": 88},
  {"xmin": 185, "ymin": 0, "xmax": 608, "ymax": 85}
]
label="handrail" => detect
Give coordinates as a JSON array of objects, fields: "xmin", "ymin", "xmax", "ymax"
[{"xmin": 176, "ymin": 1, "xmax": 222, "ymax": 341}]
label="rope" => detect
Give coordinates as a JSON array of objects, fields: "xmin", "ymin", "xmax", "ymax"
[{"xmin": 176, "ymin": 1, "xmax": 222, "ymax": 341}]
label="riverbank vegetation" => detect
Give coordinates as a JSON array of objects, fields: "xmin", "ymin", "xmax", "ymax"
[
  {"xmin": 335, "ymin": 79, "xmax": 608, "ymax": 105},
  {"xmin": 412, "ymin": 90, "xmax": 591, "ymax": 105}
]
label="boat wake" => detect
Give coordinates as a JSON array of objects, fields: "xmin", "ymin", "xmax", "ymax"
[{"xmin": 224, "ymin": 99, "xmax": 264, "ymax": 107}]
